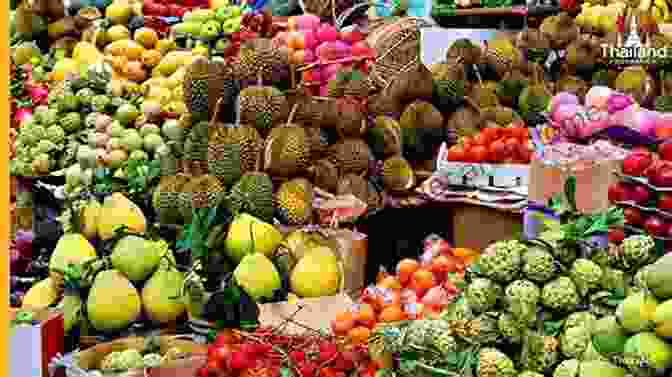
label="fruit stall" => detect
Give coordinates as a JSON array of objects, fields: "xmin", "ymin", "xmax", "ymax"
[{"xmin": 11, "ymin": 0, "xmax": 672, "ymax": 374}]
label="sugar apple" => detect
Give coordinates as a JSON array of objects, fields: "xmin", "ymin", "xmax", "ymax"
[
  {"xmin": 523, "ymin": 247, "xmax": 557, "ymax": 283},
  {"xmin": 570, "ymin": 259, "xmax": 603, "ymax": 296},
  {"xmin": 542, "ymin": 277, "xmax": 579, "ymax": 313},
  {"xmin": 504, "ymin": 280, "xmax": 540, "ymax": 323},
  {"xmin": 561, "ymin": 326, "xmax": 591, "ymax": 359},
  {"xmin": 552, "ymin": 359, "xmax": 580, "ymax": 377},
  {"xmin": 564, "ymin": 311, "xmax": 596, "ymax": 332},
  {"xmin": 465, "ymin": 278, "xmax": 502, "ymax": 313},
  {"xmin": 477, "ymin": 348, "xmax": 517, "ymax": 377},
  {"xmin": 622, "ymin": 235, "xmax": 655, "ymax": 268},
  {"xmin": 497, "ymin": 313, "xmax": 522, "ymax": 343},
  {"xmin": 118, "ymin": 349, "xmax": 144, "ymax": 369},
  {"xmin": 478, "ymin": 240, "xmax": 525, "ymax": 283}
]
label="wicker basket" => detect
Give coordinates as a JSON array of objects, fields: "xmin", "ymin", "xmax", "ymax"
[
  {"xmin": 366, "ymin": 17, "xmax": 433, "ymax": 90},
  {"xmin": 57, "ymin": 335, "xmax": 206, "ymax": 377}
]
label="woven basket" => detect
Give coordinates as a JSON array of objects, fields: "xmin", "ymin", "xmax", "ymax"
[
  {"xmin": 366, "ymin": 17, "xmax": 433, "ymax": 90},
  {"xmin": 55, "ymin": 335, "xmax": 206, "ymax": 377}
]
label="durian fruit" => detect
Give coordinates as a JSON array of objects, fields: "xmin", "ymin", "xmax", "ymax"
[
  {"xmin": 382, "ymin": 156, "xmax": 415, "ymax": 192},
  {"xmin": 308, "ymin": 159, "xmax": 339, "ymax": 193},
  {"xmin": 212, "ymin": 124, "xmax": 263, "ymax": 175},
  {"xmin": 516, "ymin": 28, "xmax": 550, "ymax": 64},
  {"xmin": 470, "ymin": 84, "xmax": 500, "ymax": 108},
  {"xmin": 152, "ymin": 174, "xmax": 190, "ymax": 224},
  {"xmin": 208, "ymin": 61, "xmax": 240, "ymax": 124},
  {"xmin": 399, "ymin": 100, "xmax": 444, "ymax": 160},
  {"xmin": 334, "ymin": 97, "xmax": 367, "ymax": 138},
  {"xmin": 557, "ymin": 75, "xmax": 589, "ymax": 102},
  {"xmin": 275, "ymin": 178, "xmax": 314, "ymax": 225},
  {"xmin": 540, "ymin": 12, "xmax": 579, "ymax": 50},
  {"xmin": 183, "ymin": 57, "xmax": 209, "ymax": 122},
  {"xmin": 431, "ymin": 59, "xmax": 467, "ymax": 106},
  {"xmin": 227, "ymin": 172, "xmax": 274, "ymax": 223},
  {"xmin": 565, "ymin": 38, "xmax": 599, "ymax": 77},
  {"xmin": 656, "ymin": 73, "xmax": 672, "ymax": 113},
  {"xmin": 183, "ymin": 120, "xmax": 209, "ymax": 174},
  {"xmin": 237, "ymin": 38, "xmax": 289, "ymax": 83},
  {"xmin": 484, "ymin": 37, "xmax": 523, "ymax": 78},
  {"xmin": 446, "ymin": 38, "xmax": 482, "ymax": 66},
  {"xmin": 480, "ymin": 106, "xmax": 518, "ymax": 127},
  {"xmin": 328, "ymin": 138, "xmax": 372, "ymax": 176},
  {"xmin": 614, "ymin": 66, "xmax": 655, "ymax": 105},
  {"xmin": 367, "ymin": 116, "xmax": 402, "ymax": 159},
  {"xmin": 519, "ymin": 81, "xmax": 551, "ymax": 121},
  {"xmin": 238, "ymin": 84, "xmax": 288, "ymax": 134},
  {"xmin": 207, "ymin": 137, "xmax": 242, "ymax": 186},
  {"xmin": 303, "ymin": 127, "xmax": 331, "ymax": 160},
  {"xmin": 337, "ymin": 174, "xmax": 383, "ymax": 212},
  {"xmin": 263, "ymin": 125, "xmax": 311, "ymax": 177},
  {"xmin": 178, "ymin": 175, "xmax": 225, "ymax": 222}
]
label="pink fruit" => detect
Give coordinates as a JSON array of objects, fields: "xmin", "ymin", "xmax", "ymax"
[
  {"xmin": 317, "ymin": 24, "xmax": 339, "ymax": 43},
  {"xmin": 645, "ymin": 216, "xmax": 666, "ymax": 236},
  {"xmin": 28, "ymin": 86, "xmax": 49, "ymax": 106},
  {"xmin": 319, "ymin": 84, "xmax": 329, "ymax": 97},
  {"xmin": 303, "ymin": 30, "xmax": 318, "ymax": 50},
  {"xmin": 608, "ymin": 183, "xmax": 631, "ymax": 202},
  {"xmin": 14, "ymin": 107, "xmax": 33, "ymax": 127},
  {"xmin": 650, "ymin": 161, "xmax": 672, "ymax": 187},
  {"xmin": 303, "ymin": 48, "xmax": 316, "ymax": 63},
  {"xmin": 622, "ymin": 151, "xmax": 654, "ymax": 177},
  {"xmin": 659, "ymin": 193, "xmax": 672, "ymax": 211},
  {"xmin": 631, "ymin": 184, "xmax": 651, "ymax": 204},
  {"xmin": 352, "ymin": 41, "xmax": 375, "ymax": 58}
]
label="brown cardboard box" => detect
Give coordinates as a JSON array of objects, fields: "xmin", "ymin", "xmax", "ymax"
[
  {"xmin": 451, "ymin": 204, "xmax": 523, "ymax": 251},
  {"xmin": 258, "ymin": 293, "xmax": 355, "ymax": 334},
  {"xmin": 528, "ymin": 158, "xmax": 622, "ymax": 214}
]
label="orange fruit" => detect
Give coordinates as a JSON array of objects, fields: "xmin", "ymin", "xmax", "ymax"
[
  {"xmin": 411, "ymin": 268, "xmax": 435, "ymax": 291},
  {"xmin": 348, "ymin": 326, "xmax": 371, "ymax": 345},
  {"xmin": 453, "ymin": 247, "xmax": 479, "ymax": 264},
  {"xmin": 377, "ymin": 276, "xmax": 401, "ymax": 290},
  {"xmin": 396, "ymin": 259, "xmax": 419, "ymax": 285},
  {"xmin": 331, "ymin": 311, "xmax": 355, "ymax": 335},
  {"xmin": 378, "ymin": 305, "xmax": 406, "ymax": 322},
  {"xmin": 354, "ymin": 303, "xmax": 375, "ymax": 322}
]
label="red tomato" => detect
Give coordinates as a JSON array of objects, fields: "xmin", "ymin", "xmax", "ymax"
[
  {"xmin": 472, "ymin": 133, "xmax": 488, "ymax": 146},
  {"xmin": 483, "ymin": 127, "xmax": 500, "ymax": 142},
  {"xmin": 504, "ymin": 137, "xmax": 520, "ymax": 156},
  {"xmin": 461, "ymin": 136, "xmax": 474, "ymax": 150},
  {"xmin": 468, "ymin": 145, "xmax": 489, "ymax": 163},
  {"xmin": 206, "ymin": 359, "xmax": 222, "ymax": 371},
  {"xmin": 489, "ymin": 139, "xmax": 507, "ymax": 162},
  {"xmin": 209, "ymin": 345, "xmax": 233, "ymax": 366},
  {"xmin": 447, "ymin": 145, "xmax": 467, "ymax": 162},
  {"xmin": 517, "ymin": 143, "xmax": 533, "ymax": 163},
  {"xmin": 514, "ymin": 126, "xmax": 530, "ymax": 141}
]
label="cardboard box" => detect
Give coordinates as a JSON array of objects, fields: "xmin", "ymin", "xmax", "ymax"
[
  {"xmin": 528, "ymin": 158, "xmax": 622, "ymax": 214},
  {"xmin": 258, "ymin": 293, "xmax": 355, "ymax": 334},
  {"xmin": 10, "ymin": 308, "xmax": 64, "ymax": 377},
  {"xmin": 451, "ymin": 204, "xmax": 523, "ymax": 251}
]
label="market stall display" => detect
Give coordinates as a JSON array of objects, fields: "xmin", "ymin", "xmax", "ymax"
[{"xmin": 11, "ymin": 0, "xmax": 672, "ymax": 374}]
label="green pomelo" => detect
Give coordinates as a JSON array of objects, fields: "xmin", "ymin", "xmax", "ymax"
[
  {"xmin": 616, "ymin": 292, "xmax": 658, "ymax": 333},
  {"xmin": 111, "ymin": 235, "xmax": 162, "ymax": 282},
  {"xmin": 87, "ymin": 270, "xmax": 142, "ymax": 332},
  {"xmin": 233, "ymin": 253, "xmax": 281, "ymax": 301},
  {"xmin": 290, "ymin": 246, "xmax": 341, "ymax": 298},
  {"xmin": 624, "ymin": 332, "xmax": 672, "ymax": 371}
]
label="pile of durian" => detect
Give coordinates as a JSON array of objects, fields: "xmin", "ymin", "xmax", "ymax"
[{"xmin": 369, "ymin": 210, "xmax": 672, "ymax": 377}]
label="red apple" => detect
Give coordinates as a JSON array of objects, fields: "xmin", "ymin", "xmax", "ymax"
[
  {"xmin": 659, "ymin": 193, "xmax": 672, "ymax": 211},
  {"xmin": 623, "ymin": 151, "xmax": 654, "ymax": 177},
  {"xmin": 644, "ymin": 215, "xmax": 666, "ymax": 236},
  {"xmin": 624, "ymin": 207, "xmax": 644, "ymax": 225},
  {"xmin": 660, "ymin": 141, "xmax": 672, "ymax": 161},
  {"xmin": 666, "ymin": 223, "xmax": 672, "ymax": 239},
  {"xmin": 631, "ymin": 184, "xmax": 652, "ymax": 204},
  {"xmin": 608, "ymin": 228, "xmax": 626, "ymax": 244},
  {"xmin": 608, "ymin": 183, "xmax": 632, "ymax": 203},
  {"xmin": 352, "ymin": 41, "xmax": 375, "ymax": 58}
]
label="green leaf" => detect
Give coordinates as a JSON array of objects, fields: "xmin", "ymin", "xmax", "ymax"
[
  {"xmin": 564, "ymin": 176, "xmax": 577, "ymax": 212},
  {"xmin": 583, "ymin": 215, "xmax": 609, "ymax": 236},
  {"xmin": 543, "ymin": 320, "xmax": 563, "ymax": 337},
  {"xmin": 206, "ymin": 206, "xmax": 218, "ymax": 228},
  {"xmin": 280, "ymin": 368, "xmax": 295, "ymax": 377}
]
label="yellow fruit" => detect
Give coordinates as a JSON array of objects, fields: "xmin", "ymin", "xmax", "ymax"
[
  {"xmin": 134, "ymin": 27, "xmax": 159, "ymax": 49},
  {"xmin": 234, "ymin": 253, "xmax": 282, "ymax": 301},
  {"xmin": 106, "ymin": 24, "xmax": 130, "ymax": 43},
  {"xmin": 49, "ymin": 233, "xmax": 97, "ymax": 278},
  {"xmin": 111, "ymin": 236, "xmax": 163, "ymax": 281},
  {"xmin": 97, "ymin": 193, "xmax": 147, "ymax": 240},
  {"xmin": 104, "ymin": 40, "xmax": 145, "ymax": 60},
  {"xmin": 105, "ymin": 1, "xmax": 132, "ymax": 25},
  {"xmin": 79, "ymin": 199, "xmax": 101, "ymax": 239},
  {"xmin": 57, "ymin": 293, "xmax": 82, "ymax": 333},
  {"xmin": 51, "ymin": 58, "xmax": 79, "ymax": 81},
  {"xmin": 290, "ymin": 246, "xmax": 342, "ymax": 298},
  {"xmin": 141, "ymin": 49, "xmax": 162, "ymax": 67},
  {"xmin": 224, "ymin": 213, "xmax": 284, "ymax": 263},
  {"xmin": 141, "ymin": 264, "xmax": 186, "ymax": 324},
  {"xmin": 616, "ymin": 292, "xmax": 659, "ymax": 333},
  {"xmin": 192, "ymin": 45, "xmax": 209, "ymax": 57},
  {"xmin": 156, "ymin": 39, "xmax": 177, "ymax": 55},
  {"xmin": 86, "ymin": 270, "xmax": 142, "ymax": 332},
  {"xmin": 72, "ymin": 42, "xmax": 102, "ymax": 65},
  {"xmin": 22, "ymin": 278, "xmax": 60, "ymax": 310},
  {"xmin": 655, "ymin": 299, "xmax": 672, "ymax": 338}
]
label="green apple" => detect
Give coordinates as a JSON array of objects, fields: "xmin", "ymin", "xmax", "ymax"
[
  {"xmin": 229, "ymin": 6, "xmax": 242, "ymax": 17},
  {"xmin": 200, "ymin": 20, "xmax": 221, "ymax": 39},
  {"xmin": 222, "ymin": 17, "xmax": 241, "ymax": 33}
]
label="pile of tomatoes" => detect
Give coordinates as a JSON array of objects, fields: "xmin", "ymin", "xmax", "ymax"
[
  {"xmin": 330, "ymin": 237, "xmax": 480, "ymax": 347},
  {"xmin": 445, "ymin": 123, "xmax": 534, "ymax": 164}
]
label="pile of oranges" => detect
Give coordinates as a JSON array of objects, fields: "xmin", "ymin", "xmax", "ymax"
[{"xmin": 331, "ymin": 237, "xmax": 480, "ymax": 346}]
